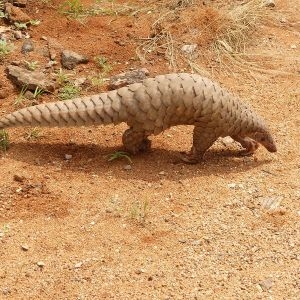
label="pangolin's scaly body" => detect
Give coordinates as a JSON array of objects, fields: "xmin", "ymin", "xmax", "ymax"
[{"xmin": 0, "ymin": 73, "xmax": 276, "ymax": 163}]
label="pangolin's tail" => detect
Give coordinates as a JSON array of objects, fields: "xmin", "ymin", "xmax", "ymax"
[{"xmin": 0, "ymin": 91, "xmax": 131, "ymax": 130}]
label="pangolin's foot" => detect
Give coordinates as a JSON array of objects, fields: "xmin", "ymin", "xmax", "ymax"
[
  {"xmin": 232, "ymin": 135, "xmax": 259, "ymax": 156},
  {"xmin": 122, "ymin": 128, "xmax": 151, "ymax": 155},
  {"xmin": 239, "ymin": 139, "xmax": 259, "ymax": 156},
  {"xmin": 179, "ymin": 147, "xmax": 203, "ymax": 164}
]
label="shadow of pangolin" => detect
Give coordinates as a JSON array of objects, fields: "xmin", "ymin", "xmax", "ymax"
[{"xmin": 0, "ymin": 73, "xmax": 277, "ymax": 163}]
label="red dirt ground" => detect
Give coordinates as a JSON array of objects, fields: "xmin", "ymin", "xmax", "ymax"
[{"xmin": 0, "ymin": 0, "xmax": 299, "ymax": 299}]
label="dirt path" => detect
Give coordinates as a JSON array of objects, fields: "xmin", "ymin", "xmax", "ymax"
[{"xmin": 0, "ymin": 1, "xmax": 299, "ymax": 299}]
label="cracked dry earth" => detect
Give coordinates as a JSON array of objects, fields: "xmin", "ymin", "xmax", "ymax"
[{"xmin": 0, "ymin": 0, "xmax": 299, "ymax": 299}]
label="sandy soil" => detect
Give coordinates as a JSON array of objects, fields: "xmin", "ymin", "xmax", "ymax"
[{"xmin": 0, "ymin": 0, "xmax": 299, "ymax": 299}]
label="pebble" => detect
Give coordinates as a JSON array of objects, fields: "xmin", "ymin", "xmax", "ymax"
[
  {"xmin": 263, "ymin": 0, "xmax": 275, "ymax": 7},
  {"xmin": 13, "ymin": 174, "xmax": 25, "ymax": 182},
  {"xmin": 74, "ymin": 262, "xmax": 83, "ymax": 269},
  {"xmin": 13, "ymin": 30, "xmax": 23, "ymax": 39},
  {"xmin": 37, "ymin": 261, "xmax": 45, "ymax": 268},
  {"xmin": 259, "ymin": 278, "xmax": 273, "ymax": 291},
  {"xmin": 64, "ymin": 154, "xmax": 72, "ymax": 160},
  {"xmin": 21, "ymin": 39, "xmax": 34, "ymax": 54},
  {"xmin": 123, "ymin": 164, "xmax": 132, "ymax": 171},
  {"xmin": 158, "ymin": 171, "xmax": 166, "ymax": 176},
  {"xmin": 21, "ymin": 244, "xmax": 29, "ymax": 251}
]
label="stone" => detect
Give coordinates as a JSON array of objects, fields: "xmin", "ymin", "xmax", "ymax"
[
  {"xmin": 10, "ymin": 0, "xmax": 28, "ymax": 8},
  {"xmin": 61, "ymin": 49, "xmax": 89, "ymax": 70},
  {"xmin": 5, "ymin": 3, "xmax": 31, "ymax": 23},
  {"xmin": 263, "ymin": 0, "xmax": 275, "ymax": 7},
  {"xmin": 21, "ymin": 39, "xmax": 34, "ymax": 53},
  {"xmin": 7, "ymin": 65, "xmax": 56, "ymax": 92},
  {"xmin": 259, "ymin": 278, "xmax": 273, "ymax": 291},
  {"xmin": 108, "ymin": 68, "xmax": 149, "ymax": 90}
]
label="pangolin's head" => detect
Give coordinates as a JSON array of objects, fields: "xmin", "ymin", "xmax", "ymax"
[{"xmin": 250, "ymin": 130, "xmax": 277, "ymax": 153}]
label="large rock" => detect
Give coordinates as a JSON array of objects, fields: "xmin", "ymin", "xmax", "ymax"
[
  {"xmin": 4, "ymin": 3, "xmax": 30, "ymax": 23},
  {"xmin": 108, "ymin": 68, "xmax": 149, "ymax": 90},
  {"xmin": 61, "ymin": 50, "xmax": 89, "ymax": 70},
  {"xmin": 6, "ymin": 65, "xmax": 56, "ymax": 92}
]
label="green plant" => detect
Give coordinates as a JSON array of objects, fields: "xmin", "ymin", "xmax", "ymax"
[
  {"xmin": 130, "ymin": 200, "xmax": 150, "ymax": 226},
  {"xmin": 14, "ymin": 22, "xmax": 28, "ymax": 30},
  {"xmin": 58, "ymin": 82, "xmax": 81, "ymax": 100},
  {"xmin": 94, "ymin": 55, "xmax": 112, "ymax": 73},
  {"xmin": 29, "ymin": 19, "xmax": 41, "ymax": 26},
  {"xmin": 106, "ymin": 151, "xmax": 132, "ymax": 163},
  {"xmin": 55, "ymin": 68, "xmax": 71, "ymax": 85},
  {"xmin": 59, "ymin": 0, "xmax": 86, "ymax": 19},
  {"xmin": 0, "ymin": 40, "xmax": 14, "ymax": 61},
  {"xmin": 25, "ymin": 60, "xmax": 39, "ymax": 71},
  {"xmin": 14, "ymin": 85, "xmax": 28, "ymax": 107},
  {"xmin": 0, "ymin": 130, "xmax": 9, "ymax": 152},
  {"xmin": 32, "ymin": 87, "xmax": 45, "ymax": 99},
  {"xmin": 24, "ymin": 128, "xmax": 41, "ymax": 141}
]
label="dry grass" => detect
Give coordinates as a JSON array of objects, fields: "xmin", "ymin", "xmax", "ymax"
[
  {"xmin": 213, "ymin": 0, "xmax": 269, "ymax": 53},
  {"xmin": 136, "ymin": 0, "xmax": 275, "ymax": 74}
]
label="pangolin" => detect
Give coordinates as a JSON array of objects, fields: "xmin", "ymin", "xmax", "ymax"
[{"xmin": 0, "ymin": 73, "xmax": 276, "ymax": 163}]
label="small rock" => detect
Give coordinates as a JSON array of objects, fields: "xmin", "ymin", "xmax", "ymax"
[
  {"xmin": 158, "ymin": 171, "xmax": 166, "ymax": 176},
  {"xmin": 7, "ymin": 65, "xmax": 56, "ymax": 92},
  {"xmin": 5, "ymin": 3, "xmax": 31, "ymax": 23},
  {"xmin": 24, "ymin": 90, "xmax": 34, "ymax": 100},
  {"xmin": 2, "ymin": 287, "xmax": 11, "ymax": 295},
  {"xmin": 261, "ymin": 197, "xmax": 282, "ymax": 211},
  {"xmin": 123, "ymin": 164, "xmax": 132, "ymax": 171},
  {"xmin": 259, "ymin": 278, "xmax": 273, "ymax": 291},
  {"xmin": 0, "ymin": 80, "xmax": 10, "ymax": 99},
  {"xmin": 108, "ymin": 68, "xmax": 149, "ymax": 90},
  {"xmin": 11, "ymin": 0, "xmax": 28, "ymax": 8},
  {"xmin": 13, "ymin": 30, "xmax": 23, "ymax": 39},
  {"xmin": 21, "ymin": 244, "xmax": 29, "ymax": 251},
  {"xmin": 21, "ymin": 39, "xmax": 34, "ymax": 54},
  {"xmin": 64, "ymin": 154, "xmax": 72, "ymax": 160},
  {"xmin": 36, "ymin": 261, "xmax": 45, "ymax": 268},
  {"xmin": 263, "ymin": 0, "xmax": 275, "ymax": 7},
  {"xmin": 181, "ymin": 44, "xmax": 198, "ymax": 56},
  {"xmin": 228, "ymin": 183, "xmax": 236, "ymax": 189},
  {"xmin": 74, "ymin": 262, "xmax": 83, "ymax": 269},
  {"xmin": 290, "ymin": 44, "xmax": 297, "ymax": 49},
  {"xmin": 73, "ymin": 77, "xmax": 87, "ymax": 87},
  {"xmin": 114, "ymin": 40, "xmax": 126, "ymax": 46},
  {"xmin": 13, "ymin": 174, "xmax": 25, "ymax": 182},
  {"xmin": 61, "ymin": 49, "xmax": 89, "ymax": 70}
]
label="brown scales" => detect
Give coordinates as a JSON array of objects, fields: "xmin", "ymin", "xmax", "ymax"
[{"xmin": 0, "ymin": 73, "xmax": 277, "ymax": 163}]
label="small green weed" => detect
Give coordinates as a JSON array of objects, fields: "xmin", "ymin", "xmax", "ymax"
[
  {"xmin": 24, "ymin": 128, "xmax": 41, "ymax": 141},
  {"xmin": 0, "ymin": 130, "xmax": 9, "ymax": 152},
  {"xmin": 107, "ymin": 151, "xmax": 132, "ymax": 163},
  {"xmin": 130, "ymin": 200, "xmax": 150, "ymax": 226},
  {"xmin": 14, "ymin": 85, "xmax": 28, "ymax": 107},
  {"xmin": 32, "ymin": 87, "xmax": 45, "ymax": 100},
  {"xmin": 25, "ymin": 60, "xmax": 39, "ymax": 71},
  {"xmin": 58, "ymin": 82, "xmax": 81, "ymax": 100},
  {"xmin": 55, "ymin": 68, "xmax": 71, "ymax": 85},
  {"xmin": 94, "ymin": 56, "xmax": 112, "ymax": 73},
  {"xmin": 59, "ymin": 0, "xmax": 86, "ymax": 20},
  {"xmin": 0, "ymin": 40, "xmax": 14, "ymax": 61}
]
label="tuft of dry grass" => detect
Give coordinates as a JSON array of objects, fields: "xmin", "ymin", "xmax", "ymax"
[
  {"xmin": 214, "ymin": 0, "xmax": 269, "ymax": 54},
  {"xmin": 136, "ymin": 0, "xmax": 274, "ymax": 74}
]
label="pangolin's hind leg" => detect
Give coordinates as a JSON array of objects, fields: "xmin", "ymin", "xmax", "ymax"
[
  {"xmin": 231, "ymin": 135, "xmax": 259, "ymax": 156},
  {"xmin": 122, "ymin": 128, "xmax": 151, "ymax": 154},
  {"xmin": 180, "ymin": 126, "xmax": 217, "ymax": 164}
]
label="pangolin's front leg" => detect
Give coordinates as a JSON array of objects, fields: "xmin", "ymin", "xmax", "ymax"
[
  {"xmin": 122, "ymin": 128, "xmax": 151, "ymax": 154},
  {"xmin": 180, "ymin": 126, "xmax": 217, "ymax": 164},
  {"xmin": 232, "ymin": 135, "xmax": 259, "ymax": 156}
]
